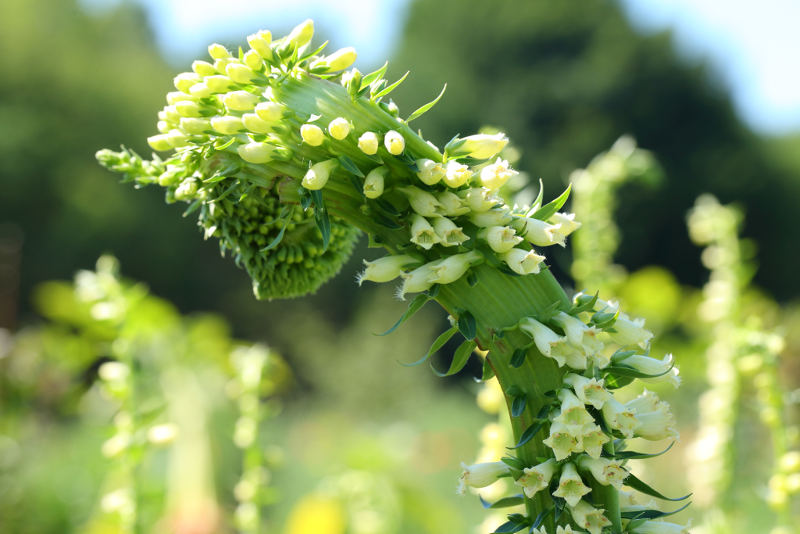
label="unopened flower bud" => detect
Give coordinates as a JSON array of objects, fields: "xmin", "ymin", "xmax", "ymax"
[
  {"xmin": 191, "ymin": 60, "xmax": 217, "ymax": 76},
  {"xmin": 437, "ymin": 191, "xmax": 469, "ymax": 216},
  {"xmin": 179, "ymin": 117, "xmax": 211, "ymax": 134},
  {"xmin": 173, "ymin": 72, "xmax": 201, "ymax": 93},
  {"xmin": 247, "ymin": 30, "xmax": 273, "ymax": 59},
  {"xmin": 614, "ymin": 353, "xmax": 673, "ymax": 377},
  {"xmin": 457, "ymin": 461, "xmax": 509, "ymax": 494},
  {"xmin": 287, "ymin": 19, "xmax": 314, "ymax": 50},
  {"xmin": 384, "ymin": 130, "xmax": 405, "ymax": 155},
  {"xmin": 189, "ymin": 82, "xmax": 213, "ymax": 99},
  {"xmin": 444, "ymin": 160, "xmax": 472, "ymax": 188},
  {"xmin": 312, "ymin": 47, "xmax": 357, "ymax": 72},
  {"xmin": 211, "ymin": 115, "xmax": 244, "ymax": 135},
  {"xmin": 449, "ymin": 132, "xmax": 508, "ymax": 160},
  {"xmin": 224, "ymin": 90, "xmax": 259, "ymax": 111},
  {"xmin": 328, "ymin": 117, "xmax": 351, "ymax": 140},
  {"xmin": 206, "ymin": 75, "xmax": 235, "ymax": 93},
  {"xmin": 226, "ymin": 62, "xmax": 256, "ymax": 84},
  {"xmin": 629, "ymin": 521, "xmax": 691, "ymax": 534},
  {"xmin": 400, "ymin": 186, "xmax": 442, "ymax": 217},
  {"xmin": 242, "ymin": 113, "xmax": 272, "ymax": 134},
  {"xmin": 243, "ymin": 49, "xmax": 263, "ymax": 70},
  {"xmin": 175, "ymin": 178, "xmax": 198, "ymax": 200},
  {"xmin": 363, "ymin": 166, "xmax": 387, "ymax": 199},
  {"xmin": 357, "ymin": 255, "xmax": 419, "ymax": 285},
  {"xmin": 255, "ymin": 101, "xmax": 284, "ymax": 122},
  {"xmin": 519, "ymin": 217, "xmax": 565, "ymax": 247},
  {"xmin": 208, "ymin": 43, "xmax": 231, "ymax": 59},
  {"xmin": 175, "ymin": 100, "xmax": 202, "ymax": 118},
  {"xmin": 417, "ymin": 159, "xmax": 446, "ymax": 185},
  {"xmin": 429, "ymin": 251, "xmax": 481, "ymax": 284},
  {"xmin": 358, "ymin": 131, "xmax": 379, "ymax": 155},
  {"xmin": 238, "ymin": 142, "xmax": 275, "ymax": 164},
  {"xmin": 302, "ymin": 159, "xmax": 338, "ymax": 190},
  {"xmin": 460, "ymin": 188, "xmax": 496, "ymax": 212},
  {"xmin": 148, "ymin": 134, "xmax": 173, "ymax": 152},
  {"xmin": 300, "ymin": 123, "xmax": 325, "ymax": 146},
  {"xmin": 398, "ymin": 263, "xmax": 436, "ymax": 298}
]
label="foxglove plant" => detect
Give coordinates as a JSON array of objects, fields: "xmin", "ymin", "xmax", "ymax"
[{"xmin": 98, "ymin": 20, "xmax": 689, "ymax": 533}]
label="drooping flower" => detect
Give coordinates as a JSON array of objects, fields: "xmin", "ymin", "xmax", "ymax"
[
  {"xmin": 515, "ymin": 458, "xmax": 558, "ymax": 498},
  {"xmin": 480, "ymin": 158, "xmax": 518, "ymax": 190},
  {"xmin": 563, "ymin": 373, "xmax": 610, "ymax": 410},
  {"xmin": 456, "ymin": 461, "xmax": 510, "ymax": 494},
  {"xmin": 502, "ymin": 248, "xmax": 545, "ymax": 275},
  {"xmin": 543, "ymin": 422, "xmax": 581, "ymax": 461},
  {"xmin": 357, "ymin": 255, "xmax": 419, "ymax": 285},
  {"xmin": 552, "ymin": 462, "xmax": 591, "ymax": 507},
  {"xmin": 576, "ymin": 455, "xmax": 627, "ymax": 489},
  {"xmin": 569, "ymin": 500, "xmax": 612, "ymax": 534}
]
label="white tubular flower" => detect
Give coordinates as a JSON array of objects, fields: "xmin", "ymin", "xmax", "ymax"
[
  {"xmin": 191, "ymin": 59, "xmax": 216, "ymax": 76},
  {"xmin": 480, "ymin": 158, "xmax": 518, "ymax": 190},
  {"xmin": 225, "ymin": 62, "xmax": 256, "ymax": 84},
  {"xmin": 429, "ymin": 251, "xmax": 482, "ymax": 285},
  {"xmin": 410, "ymin": 214, "xmax": 440, "ymax": 250},
  {"xmin": 162, "ymin": 105, "xmax": 180, "ymax": 122},
  {"xmin": 255, "ymin": 101, "xmax": 284, "ymax": 122},
  {"xmin": 460, "ymin": 187, "xmax": 497, "ymax": 212},
  {"xmin": 237, "ymin": 142, "xmax": 275, "ymax": 164},
  {"xmin": 563, "ymin": 374, "xmax": 610, "ymax": 410},
  {"xmin": 312, "ymin": 47, "xmax": 357, "ymax": 72},
  {"xmin": 437, "ymin": 191, "xmax": 470, "ymax": 217},
  {"xmin": 556, "ymin": 527, "xmax": 576, "ymax": 534},
  {"xmin": 432, "ymin": 217, "xmax": 470, "ymax": 246},
  {"xmin": 519, "ymin": 317, "xmax": 567, "ymax": 359},
  {"xmin": 551, "ymin": 312, "xmax": 603, "ymax": 356},
  {"xmin": 457, "ymin": 461, "xmax": 510, "ymax": 494},
  {"xmin": 558, "ymin": 344, "xmax": 588, "ymax": 370},
  {"xmin": 630, "ymin": 521, "xmax": 691, "ymax": 534},
  {"xmin": 400, "ymin": 186, "xmax": 442, "ymax": 217},
  {"xmin": 302, "ymin": 159, "xmax": 338, "ymax": 190},
  {"xmin": 577, "ymin": 455, "xmax": 627, "ymax": 489},
  {"xmin": 543, "ymin": 422, "xmax": 581, "ymax": 461},
  {"xmin": 223, "ymin": 90, "xmax": 259, "ymax": 111},
  {"xmin": 444, "ymin": 160, "xmax": 472, "ymax": 188},
  {"xmin": 328, "ymin": 117, "xmax": 351, "ymax": 140},
  {"xmin": 175, "ymin": 100, "xmax": 201, "ymax": 117},
  {"xmin": 213, "ymin": 57, "xmax": 233, "ymax": 73},
  {"xmin": 358, "ymin": 131, "xmax": 379, "ymax": 155},
  {"xmin": 300, "ymin": 123, "xmax": 325, "ymax": 146},
  {"xmin": 157, "ymin": 120, "xmax": 170, "ymax": 133},
  {"xmin": 608, "ymin": 313, "xmax": 653, "ymax": 349},
  {"xmin": 417, "ymin": 159, "xmax": 446, "ymax": 185},
  {"xmin": 554, "ymin": 389, "xmax": 595, "ymax": 431},
  {"xmin": 480, "ymin": 226, "xmax": 523, "ymax": 253},
  {"xmin": 357, "ymin": 255, "xmax": 418, "ymax": 285},
  {"xmin": 166, "ymin": 129, "xmax": 189, "ymax": 148},
  {"xmin": 470, "ymin": 209, "xmax": 514, "ymax": 228},
  {"xmin": 553, "ymin": 462, "xmax": 591, "ymax": 507},
  {"xmin": 147, "ymin": 134, "xmax": 172, "ymax": 152},
  {"xmin": 247, "ymin": 30, "xmax": 273, "ymax": 59},
  {"xmin": 569, "ymin": 500, "xmax": 612, "ymax": 534},
  {"xmin": 627, "ymin": 391, "xmax": 678, "ymax": 441},
  {"xmin": 580, "ymin": 424, "xmax": 610, "ymax": 459},
  {"xmin": 205, "ymin": 74, "xmax": 234, "ymax": 93},
  {"xmin": 642, "ymin": 367, "xmax": 681, "ymax": 388},
  {"xmin": 166, "ymin": 90, "xmax": 194, "ymax": 105},
  {"xmin": 550, "ymin": 212, "xmax": 581, "ymax": 236},
  {"xmin": 179, "ymin": 117, "xmax": 211, "ymax": 135},
  {"xmin": 601, "ymin": 397, "xmax": 639, "ymax": 438},
  {"xmin": 384, "ymin": 130, "xmax": 405, "ymax": 154},
  {"xmin": 208, "ymin": 43, "xmax": 231, "ymax": 59},
  {"xmin": 242, "ymin": 113, "xmax": 272, "ymax": 134},
  {"xmin": 211, "ymin": 115, "xmax": 244, "ymax": 135},
  {"xmin": 456, "ymin": 133, "xmax": 508, "ymax": 159},
  {"xmin": 363, "ymin": 166, "xmax": 387, "ymax": 199},
  {"xmin": 615, "ymin": 353, "xmax": 673, "ymax": 377},
  {"xmin": 189, "ymin": 82, "xmax": 212, "ymax": 99},
  {"xmin": 519, "ymin": 217, "xmax": 565, "ymax": 247},
  {"xmin": 515, "ymin": 458, "xmax": 557, "ymax": 498},
  {"xmin": 398, "ymin": 263, "xmax": 436, "ymax": 298},
  {"xmin": 287, "ymin": 19, "xmax": 314, "ymax": 49},
  {"xmin": 173, "ymin": 72, "xmax": 200, "ymax": 93}
]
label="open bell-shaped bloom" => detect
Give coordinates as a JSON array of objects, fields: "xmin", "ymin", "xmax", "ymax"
[
  {"xmin": 456, "ymin": 461, "xmax": 509, "ymax": 494},
  {"xmin": 553, "ymin": 462, "xmax": 591, "ymax": 507},
  {"xmin": 577, "ymin": 455, "xmax": 627, "ymax": 489},
  {"xmin": 563, "ymin": 374, "xmax": 610, "ymax": 410},
  {"xmin": 569, "ymin": 500, "xmax": 612, "ymax": 534},
  {"xmin": 515, "ymin": 458, "xmax": 557, "ymax": 498}
]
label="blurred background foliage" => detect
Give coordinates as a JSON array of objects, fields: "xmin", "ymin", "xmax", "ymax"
[{"xmin": 1, "ymin": 0, "xmax": 800, "ymax": 532}]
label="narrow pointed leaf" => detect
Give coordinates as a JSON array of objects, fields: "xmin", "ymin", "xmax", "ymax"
[
  {"xmin": 481, "ymin": 357, "xmax": 496, "ymax": 381},
  {"xmin": 493, "ymin": 521, "xmax": 526, "ymax": 534},
  {"xmin": 511, "ymin": 394, "xmax": 527, "ymax": 417},
  {"xmin": 510, "ymin": 420, "xmax": 544, "ymax": 449},
  {"xmin": 624, "ymin": 473, "xmax": 692, "ymax": 501},
  {"xmin": 377, "ymin": 293, "xmax": 430, "ymax": 336},
  {"xmin": 361, "ymin": 61, "xmax": 388, "ymax": 87},
  {"xmin": 531, "ymin": 184, "xmax": 571, "ymax": 221},
  {"xmin": 611, "ymin": 442, "xmax": 675, "ymax": 460},
  {"xmin": 401, "ymin": 325, "xmax": 458, "ymax": 367},
  {"xmin": 432, "ymin": 339, "xmax": 477, "ymax": 377},
  {"xmin": 406, "ymin": 83, "xmax": 447, "ymax": 123},
  {"xmin": 510, "ymin": 348, "xmax": 527, "ymax": 368},
  {"xmin": 310, "ymin": 190, "xmax": 330, "ymax": 251},
  {"xmin": 458, "ymin": 311, "xmax": 477, "ymax": 340},
  {"xmin": 620, "ymin": 501, "xmax": 691, "ymax": 520},
  {"xmin": 338, "ymin": 154, "xmax": 364, "ymax": 177},
  {"xmin": 479, "ymin": 495, "xmax": 526, "ymax": 509},
  {"xmin": 372, "ymin": 71, "xmax": 409, "ymax": 100}
]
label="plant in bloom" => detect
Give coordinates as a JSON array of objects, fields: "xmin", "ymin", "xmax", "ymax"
[{"xmin": 97, "ymin": 20, "xmax": 689, "ymax": 533}]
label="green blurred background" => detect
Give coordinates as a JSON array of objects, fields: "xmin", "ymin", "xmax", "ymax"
[{"xmin": 1, "ymin": 0, "xmax": 799, "ymax": 532}]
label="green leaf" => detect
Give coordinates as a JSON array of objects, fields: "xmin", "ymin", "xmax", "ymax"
[
  {"xmin": 604, "ymin": 365, "xmax": 673, "ymax": 380},
  {"xmin": 467, "ymin": 270, "xmax": 479, "ymax": 287},
  {"xmin": 480, "ymin": 494, "xmax": 525, "ymax": 509},
  {"xmin": 620, "ymin": 501, "xmax": 691, "ymax": 520},
  {"xmin": 260, "ymin": 206, "xmax": 293, "ymax": 252},
  {"xmin": 401, "ymin": 325, "xmax": 458, "ymax": 367},
  {"xmin": 406, "ymin": 83, "xmax": 447, "ymax": 123},
  {"xmin": 603, "ymin": 374, "xmax": 634, "ymax": 390},
  {"xmin": 348, "ymin": 174, "xmax": 366, "ymax": 198},
  {"xmin": 527, "ymin": 179, "xmax": 545, "ymax": 216},
  {"xmin": 300, "ymin": 40, "xmax": 329, "ymax": 62},
  {"xmin": 611, "ymin": 441, "xmax": 675, "ymax": 460},
  {"xmin": 531, "ymin": 508, "xmax": 552, "ymax": 529},
  {"xmin": 510, "ymin": 348, "xmax": 527, "ymax": 368},
  {"xmin": 458, "ymin": 311, "xmax": 477, "ymax": 340},
  {"xmin": 377, "ymin": 293, "xmax": 430, "ymax": 336},
  {"xmin": 624, "ymin": 473, "xmax": 692, "ymax": 501},
  {"xmin": 493, "ymin": 520, "xmax": 526, "ymax": 534},
  {"xmin": 500, "ymin": 456, "xmax": 524, "ymax": 470},
  {"xmin": 361, "ymin": 61, "xmax": 388, "ymax": 87},
  {"xmin": 372, "ymin": 71, "xmax": 409, "ymax": 101},
  {"xmin": 182, "ymin": 200, "xmax": 201, "ymax": 217},
  {"xmin": 338, "ymin": 155, "xmax": 364, "ymax": 177},
  {"xmin": 510, "ymin": 420, "xmax": 544, "ymax": 449},
  {"xmin": 310, "ymin": 190, "xmax": 330, "ymax": 251},
  {"xmin": 375, "ymin": 198, "xmax": 400, "ymax": 215},
  {"xmin": 531, "ymin": 183, "xmax": 572, "ymax": 221},
  {"xmin": 432, "ymin": 339, "xmax": 477, "ymax": 377},
  {"xmin": 511, "ymin": 394, "xmax": 527, "ymax": 417}
]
